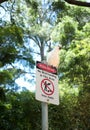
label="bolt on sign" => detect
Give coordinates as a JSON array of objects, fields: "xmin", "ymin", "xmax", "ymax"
[{"xmin": 36, "ymin": 61, "xmax": 59, "ymax": 105}]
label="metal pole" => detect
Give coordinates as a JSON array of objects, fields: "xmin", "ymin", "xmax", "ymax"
[
  {"xmin": 42, "ymin": 102, "xmax": 48, "ymax": 130},
  {"xmin": 41, "ymin": 48, "xmax": 48, "ymax": 130}
]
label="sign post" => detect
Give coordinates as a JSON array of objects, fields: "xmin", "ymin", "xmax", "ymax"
[
  {"xmin": 36, "ymin": 61, "xmax": 59, "ymax": 130},
  {"xmin": 42, "ymin": 102, "xmax": 48, "ymax": 130}
]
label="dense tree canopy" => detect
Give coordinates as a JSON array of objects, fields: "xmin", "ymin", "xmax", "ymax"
[{"xmin": 0, "ymin": 0, "xmax": 90, "ymax": 130}]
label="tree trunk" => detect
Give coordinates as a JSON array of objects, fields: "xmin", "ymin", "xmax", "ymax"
[{"xmin": 40, "ymin": 42, "xmax": 45, "ymax": 61}]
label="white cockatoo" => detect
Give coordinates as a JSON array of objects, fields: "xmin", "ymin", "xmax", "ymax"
[{"xmin": 47, "ymin": 45, "xmax": 62, "ymax": 68}]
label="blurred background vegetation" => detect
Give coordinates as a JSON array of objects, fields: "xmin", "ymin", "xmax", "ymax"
[{"xmin": 0, "ymin": 0, "xmax": 90, "ymax": 130}]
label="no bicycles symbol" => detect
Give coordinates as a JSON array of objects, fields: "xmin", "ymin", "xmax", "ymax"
[{"xmin": 41, "ymin": 78, "xmax": 54, "ymax": 96}]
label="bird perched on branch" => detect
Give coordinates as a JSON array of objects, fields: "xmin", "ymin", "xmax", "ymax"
[{"xmin": 47, "ymin": 45, "xmax": 62, "ymax": 68}]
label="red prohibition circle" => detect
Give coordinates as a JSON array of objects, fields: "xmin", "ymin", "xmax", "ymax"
[{"xmin": 41, "ymin": 78, "xmax": 54, "ymax": 96}]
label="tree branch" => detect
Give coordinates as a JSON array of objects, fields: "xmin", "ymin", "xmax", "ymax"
[
  {"xmin": 0, "ymin": 0, "xmax": 8, "ymax": 4},
  {"xmin": 65, "ymin": 0, "xmax": 90, "ymax": 7}
]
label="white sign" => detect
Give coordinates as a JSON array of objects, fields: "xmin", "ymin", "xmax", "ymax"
[{"xmin": 35, "ymin": 61, "xmax": 59, "ymax": 105}]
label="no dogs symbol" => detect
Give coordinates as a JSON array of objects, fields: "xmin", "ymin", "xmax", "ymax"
[{"xmin": 41, "ymin": 78, "xmax": 54, "ymax": 95}]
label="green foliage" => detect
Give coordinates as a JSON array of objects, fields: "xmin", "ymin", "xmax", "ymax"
[
  {"xmin": 25, "ymin": 0, "xmax": 38, "ymax": 11},
  {"xmin": 0, "ymin": 90, "xmax": 41, "ymax": 130},
  {"xmin": 57, "ymin": 20, "xmax": 90, "ymax": 130},
  {"xmin": 59, "ymin": 41, "xmax": 90, "ymax": 91},
  {"xmin": 52, "ymin": 0, "xmax": 65, "ymax": 11},
  {"xmin": 0, "ymin": 25, "xmax": 23, "ymax": 66},
  {"xmin": 0, "ymin": 0, "xmax": 90, "ymax": 130},
  {"xmin": 0, "ymin": 87, "xmax": 6, "ymax": 101},
  {"xmin": 66, "ymin": 6, "xmax": 90, "ymax": 29},
  {"xmin": 0, "ymin": 70, "xmax": 13, "ymax": 84},
  {"xmin": 0, "ymin": 24, "xmax": 35, "ymax": 90},
  {"xmin": 51, "ymin": 16, "xmax": 78, "ymax": 46},
  {"xmin": 49, "ymin": 94, "xmax": 78, "ymax": 130}
]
